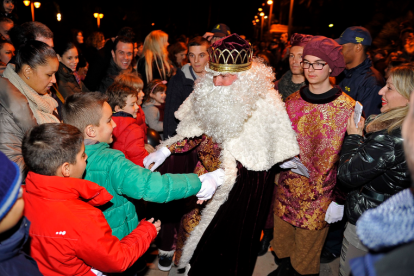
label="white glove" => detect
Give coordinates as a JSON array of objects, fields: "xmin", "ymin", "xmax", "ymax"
[
  {"xmin": 196, "ymin": 169, "xmax": 225, "ymax": 201},
  {"xmin": 324, "ymin": 202, "xmax": 344, "ymax": 223},
  {"xmin": 143, "ymin": 147, "xmax": 171, "ymax": 171},
  {"xmin": 279, "ymin": 157, "xmax": 310, "ymax": 178},
  {"xmin": 279, "ymin": 158, "xmax": 297, "ymax": 169}
]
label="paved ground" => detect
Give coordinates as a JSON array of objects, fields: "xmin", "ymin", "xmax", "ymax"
[{"xmin": 137, "ymin": 245, "xmax": 340, "ymax": 276}]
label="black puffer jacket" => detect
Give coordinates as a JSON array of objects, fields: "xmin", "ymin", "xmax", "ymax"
[{"xmin": 338, "ymin": 118, "xmax": 411, "ymax": 224}]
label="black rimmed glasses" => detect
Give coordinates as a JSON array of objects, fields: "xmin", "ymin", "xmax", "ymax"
[{"xmin": 300, "ymin": 61, "xmax": 328, "ymax": 70}]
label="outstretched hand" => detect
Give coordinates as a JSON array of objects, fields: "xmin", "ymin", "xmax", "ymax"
[
  {"xmin": 143, "ymin": 147, "xmax": 171, "ymax": 171},
  {"xmin": 147, "ymin": 218, "xmax": 161, "ymax": 234}
]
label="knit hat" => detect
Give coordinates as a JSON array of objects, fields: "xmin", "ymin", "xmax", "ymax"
[
  {"xmin": 290, "ymin": 33, "xmax": 313, "ymax": 47},
  {"xmin": 303, "ymin": 36, "xmax": 345, "ymax": 77},
  {"xmin": 0, "ymin": 152, "xmax": 22, "ymax": 221}
]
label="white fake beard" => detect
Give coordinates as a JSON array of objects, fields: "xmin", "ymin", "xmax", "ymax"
[{"xmin": 191, "ymin": 59, "xmax": 274, "ymax": 144}]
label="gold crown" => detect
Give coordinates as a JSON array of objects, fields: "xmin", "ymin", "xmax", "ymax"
[{"xmin": 208, "ymin": 46, "xmax": 253, "ymax": 73}]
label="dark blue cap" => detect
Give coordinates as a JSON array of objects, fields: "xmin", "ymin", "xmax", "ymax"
[
  {"xmin": 335, "ymin": 26, "xmax": 372, "ymax": 46},
  {"xmin": 210, "ymin": 23, "xmax": 231, "ymax": 38}
]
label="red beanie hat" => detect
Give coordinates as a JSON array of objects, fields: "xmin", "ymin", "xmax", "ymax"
[{"xmin": 302, "ymin": 36, "xmax": 345, "ymax": 77}]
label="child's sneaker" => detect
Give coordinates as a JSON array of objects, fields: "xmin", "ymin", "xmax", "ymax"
[{"xmin": 158, "ymin": 249, "xmax": 175, "ymax": 271}]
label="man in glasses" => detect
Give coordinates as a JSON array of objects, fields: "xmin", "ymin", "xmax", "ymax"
[{"xmin": 269, "ymin": 36, "xmax": 355, "ymax": 276}]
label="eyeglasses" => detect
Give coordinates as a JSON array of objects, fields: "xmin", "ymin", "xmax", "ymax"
[{"xmin": 300, "ymin": 61, "xmax": 328, "ymax": 70}]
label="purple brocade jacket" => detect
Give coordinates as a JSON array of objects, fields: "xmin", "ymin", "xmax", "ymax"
[{"xmin": 275, "ymin": 88, "xmax": 355, "ymax": 230}]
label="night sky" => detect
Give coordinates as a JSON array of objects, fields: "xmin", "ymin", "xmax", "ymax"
[{"xmin": 13, "ymin": 0, "xmax": 414, "ymax": 43}]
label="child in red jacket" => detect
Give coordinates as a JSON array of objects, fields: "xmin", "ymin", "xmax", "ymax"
[
  {"xmin": 114, "ymin": 73, "xmax": 149, "ymax": 141},
  {"xmin": 22, "ymin": 123, "xmax": 161, "ymax": 276},
  {"xmin": 106, "ymin": 82, "xmax": 149, "ymax": 166}
]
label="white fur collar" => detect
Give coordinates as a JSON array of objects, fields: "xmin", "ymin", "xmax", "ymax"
[{"xmin": 163, "ymin": 89, "xmax": 299, "ymax": 171}]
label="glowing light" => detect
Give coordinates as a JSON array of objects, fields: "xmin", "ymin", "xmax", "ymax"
[
  {"xmin": 94, "ymin": 13, "xmax": 98, "ymax": 18},
  {"xmin": 151, "ymin": 23, "xmax": 155, "ymax": 26},
  {"xmin": 23, "ymin": 0, "xmax": 30, "ymax": 6},
  {"xmin": 267, "ymin": 0, "xmax": 273, "ymax": 4},
  {"xmin": 99, "ymin": 14, "xmax": 103, "ymax": 18},
  {"xmin": 57, "ymin": 13, "xmax": 61, "ymax": 21},
  {"xmin": 260, "ymin": 12, "xmax": 265, "ymax": 16},
  {"xmin": 255, "ymin": 15, "xmax": 258, "ymax": 18},
  {"xmin": 256, "ymin": 19, "xmax": 259, "ymax": 22},
  {"xmin": 33, "ymin": 2, "xmax": 40, "ymax": 8},
  {"xmin": 265, "ymin": 16, "xmax": 268, "ymax": 19},
  {"xmin": 329, "ymin": 24, "xmax": 334, "ymax": 27},
  {"xmin": 258, "ymin": 8, "xmax": 263, "ymax": 11}
]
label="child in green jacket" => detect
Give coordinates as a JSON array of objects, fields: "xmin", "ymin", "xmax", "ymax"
[{"xmin": 62, "ymin": 92, "xmax": 221, "ymax": 240}]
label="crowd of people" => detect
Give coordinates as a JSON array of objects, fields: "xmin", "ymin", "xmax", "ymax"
[{"xmin": 0, "ymin": 1, "xmax": 414, "ymax": 276}]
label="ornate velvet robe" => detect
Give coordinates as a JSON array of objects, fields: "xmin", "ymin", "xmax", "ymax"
[
  {"xmin": 160, "ymin": 88, "xmax": 299, "ymax": 275},
  {"xmin": 275, "ymin": 86, "xmax": 355, "ymax": 230}
]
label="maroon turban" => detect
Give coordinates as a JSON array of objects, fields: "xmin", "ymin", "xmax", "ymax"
[
  {"xmin": 303, "ymin": 36, "xmax": 345, "ymax": 77},
  {"xmin": 209, "ymin": 33, "xmax": 253, "ymax": 73},
  {"xmin": 290, "ymin": 33, "xmax": 313, "ymax": 47}
]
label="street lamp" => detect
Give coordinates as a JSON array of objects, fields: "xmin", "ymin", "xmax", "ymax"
[
  {"xmin": 57, "ymin": 13, "xmax": 61, "ymax": 21},
  {"xmin": 267, "ymin": 0, "xmax": 274, "ymax": 31},
  {"xmin": 23, "ymin": 1, "xmax": 41, "ymax": 21},
  {"xmin": 94, "ymin": 13, "xmax": 104, "ymax": 28},
  {"xmin": 260, "ymin": 12, "xmax": 265, "ymax": 40}
]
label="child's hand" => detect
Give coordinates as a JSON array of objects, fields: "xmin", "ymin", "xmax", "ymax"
[
  {"xmin": 145, "ymin": 144, "xmax": 156, "ymax": 154},
  {"xmin": 197, "ymin": 199, "xmax": 205, "ymax": 205},
  {"xmin": 147, "ymin": 218, "xmax": 161, "ymax": 234}
]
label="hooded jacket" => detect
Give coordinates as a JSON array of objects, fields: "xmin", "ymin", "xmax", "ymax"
[
  {"xmin": 84, "ymin": 142, "xmax": 201, "ymax": 240},
  {"xmin": 24, "ymin": 172, "xmax": 157, "ymax": 276},
  {"xmin": 112, "ymin": 111, "xmax": 148, "ymax": 167}
]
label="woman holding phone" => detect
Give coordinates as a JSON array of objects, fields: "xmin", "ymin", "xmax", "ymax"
[{"xmin": 337, "ymin": 64, "xmax": 414, "ymax": 276}]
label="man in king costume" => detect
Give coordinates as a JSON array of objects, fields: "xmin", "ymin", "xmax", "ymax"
[{"xmin": 144, "ymin": 34, "xmax": 299, "ymax": 275}]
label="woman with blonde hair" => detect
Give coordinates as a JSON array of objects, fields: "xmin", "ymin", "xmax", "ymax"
[
  {"xmin": 337, "ymin": 64, "xmax": 414, "ymax": 276},
  {"xmin": 137, "ymin": 30, "xmax": 172, "ymax": 87}
]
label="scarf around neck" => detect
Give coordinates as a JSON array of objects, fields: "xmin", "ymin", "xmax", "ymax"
[{"xmin": 3, "ymin": 64, "xmax": 60, "ymax": 124}]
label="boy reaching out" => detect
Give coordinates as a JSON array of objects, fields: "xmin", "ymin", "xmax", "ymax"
[
  {"xmin": 23, "ymin": 123, "xmax": 161, "ymax": 275},
  {"xmin": 105, "ymin": 82, "xmax": 148, "ymax": 167},
  {"xmin": 61, "ymin": 92, "xmax": 221, "ymax": 240}
]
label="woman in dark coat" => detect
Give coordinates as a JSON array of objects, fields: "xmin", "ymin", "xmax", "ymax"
[
  {"xmin": 337, "ymin": 64, "xmax": 414, "ymax": 276},
  {"xmin": 52, "ymin": 40, "xmax": 89, "ymax": 114}
]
